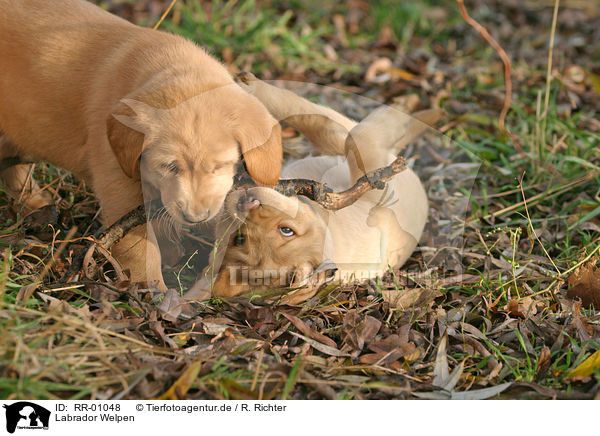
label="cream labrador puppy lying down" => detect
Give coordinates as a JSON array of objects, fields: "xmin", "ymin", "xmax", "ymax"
[
  {"xmin": 187, "ymin": 78, "xmax": 440, "ymax": 303},
  {"xmin": 0, "ymin": 0, "xmax": 281, "ymax": 289}
]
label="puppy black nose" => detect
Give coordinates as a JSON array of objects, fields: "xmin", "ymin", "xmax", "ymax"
[{"xmin": 237, "ymin": 193, "xmax": 260, "ymax": 212}]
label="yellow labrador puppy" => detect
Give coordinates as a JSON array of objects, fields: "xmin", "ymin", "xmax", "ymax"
[
  {"xmin": 0, "ymin": 0, "xmax": 282, "ymax": 288},
  {"xmin": 188, "ymin": 78, "xmax": 440, "ymax": 303}
]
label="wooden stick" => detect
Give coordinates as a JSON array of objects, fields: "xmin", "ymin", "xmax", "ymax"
[
  {"xmin": 153, "ymin": 0, "xmax": 177, "ymax": 30},
  {"xmin": 61, "ymin": 199, "xmax": 162, "ymax": 282},
  {"xmin": 234, "ymin": 155, "xmax": 407, "ymax": 210}
]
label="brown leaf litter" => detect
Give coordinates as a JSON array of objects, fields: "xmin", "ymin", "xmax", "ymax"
[{"xmin": 567, "ymin": 260, "xmax": 600, "ymax": 309}]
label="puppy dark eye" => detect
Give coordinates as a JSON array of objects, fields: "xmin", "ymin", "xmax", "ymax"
[
  {"xmin": 279, "ymin": 226, "xmax": 295, "ymax": 237},
  {"xmin": 233, "ymin": 233, "xmax": 245, "ymax": 246},
  {"xmin": 213, "ymin": 161, "xmax": 233, "ymax": 172},
  {"xmin": 161, "ymin": 161, "xmax": 180, "ymax": 175}
]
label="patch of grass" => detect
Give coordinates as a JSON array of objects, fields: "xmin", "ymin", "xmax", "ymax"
[
  {"xmin": 369, "ymin": 0, "xmax": 460, "ymax": 45},
  {"xmin": 164, "ymin": 0, "xmax": 352, "ymax": 75},
  {"xmin": 2, "ymin": 0, "xmax": 599, "ymax": 400},
  {"xmin": 454, "ymin": 79, "xmax": 599, "ymax": 266}
]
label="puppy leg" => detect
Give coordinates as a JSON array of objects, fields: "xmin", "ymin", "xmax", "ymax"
[
  {"xmin": 113, "ymin": 223, "xmax": 166, "ymax": 290},
  {"xmin": 239, "ymin": 75, "xmax": 441, "ymax": 182},
  {"xmin": 345, "ymin": 108, "xmax": 442, "ymax": 183},
  {"xmin": 367, "ymin": 206, "xmax": 418, "ymax": 270},
  {"xmin": 238, "ymin": 73, "xmax": 356, "ymax": 155},
  {"xmin": 93, "ymin": 165, "xmax": 167, "ymax": 290},
  {"xmin": 0, "ymin": 135, "xmax": 52, "ymax": 211}
]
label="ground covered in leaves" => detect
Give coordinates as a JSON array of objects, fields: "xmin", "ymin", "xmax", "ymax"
[{"xmin": 1, "ymin": 0, "xmax": 599, "ymax": 400}]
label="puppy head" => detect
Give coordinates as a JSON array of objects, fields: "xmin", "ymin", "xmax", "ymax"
[
  {"xmin": 211, "ymin": 188, "xmax": 326, "ymax": 297},
  {"xmin": 106, "ymin": 82, "xmax": 282, "ymax": 225}
]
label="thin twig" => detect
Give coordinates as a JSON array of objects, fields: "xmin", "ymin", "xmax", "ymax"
[
  {"xmin": 0, "ymin": 248, "xmax": 10, "ymax": 308},
  {"xmin": 18, "ymin": 227, "xmax": 78, "ymax": 304},
  {"xmin": 18, "ymin": 164, "xmax": 36, "ymax": 203},
  {"xmin": 559, "ymin": 237, "xmax": 600, "ymax": 278},
  {"xmin": 471, "ymin": 172, "xmax": 596, "ymax": 222},
  {"xmin": 43, "ymin": 280, "xmax": 128, "ymax": 294},
  {"xmin": 153, "ymin": 0, "xmax": 177, "ymax": 30},
  {"xmin": 456, "ymin": 0, "xmax": 522, "ymax": 153},
  {"xmin": 235, "ymin": 155, "xmax": 407, "ymax": 210},
  {"xmin": 250, "ymin": 348, "xmax": 265, "ymax": 392},
  {"xmin": 62, "ymin": 199, "xmax": 162, "ymax": 282},
  {"xmin": 38, "ymin": 227, "xmax": 78, "ymax": 283},
  {"xmin": 541, "ymin": 0, "xmax": 561, "ymax": 148},
  {"xmin": 518, "ymin": 172, "xmax": 561, "ymax": 276}
]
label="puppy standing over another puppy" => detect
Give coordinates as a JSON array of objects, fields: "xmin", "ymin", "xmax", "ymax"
[
  {"xmin": 0, "ymin": 0, "xmax": 282, "ymax": 288},
  {"xmin": 188, "ymin": 77, "xmax": 440, "ymax": 303}
]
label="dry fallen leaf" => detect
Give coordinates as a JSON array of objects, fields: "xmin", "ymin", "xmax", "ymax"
[
  {"xmin": 289, "ymin": 331, "xmax": 349, "ymax": 357},
  {"xmin": 38, "ymin": 292, "xmax": 92, "ymax": 319},
  {"xmin": 388, "ymin": 68, "xmax": 416, "ymax": 81},
  {"xmin": 374, "ymin": 25, "xmax": 395, "ymax": 48},
  {"xmin": 391, "ymin": 93, "xmax": 420, "ymax": 113},
  {"xmin": 505, "ymin": 299, "xmax": 524, "ymax": 318},
  {"xmin": 149, "ymin": 312, "xmax": 179, "ymax": 349},
  {"xmin": 382, "ymin": 287, "xmax": 440, "ymax": 310},
  {"xmin": 364, "ymin": 57, "xmax": 392, "ymax": 83},
  {"xmin": 502, "ymin": 296, "xmax": 538, "ymax": 318},
  {"xmin": 359, "ymin": 334, "xmax": 420, "ymax": 368},
  {"xmin": 342, "ymin": 311, "xmax": 381, "ymax": 352},
  {"xmin": 432, "ymin": 330, "xmax": 450, "ymax": 387},
  {"xmin": 157, "ymin": 289, "xmax": 185, "ymax": 322},
  {"xmin": 536, "ymin": 346, "xmax": 552, "ymax": 381},
  {"xmin": 416, "ymin": 330, "xmax": 511, "ymax": 399},
  {"xmin": 281, "ymin": 312, "xmax": 337, "ymax": 349},
  {"xmin": 156, "ymin": 360, "xmax": 203, "ymax": 400},
  {"xmin": 413, "ymin": 382, "xmax": 512, "ymax": 400},
  {"xmin": 567, "ymin": 261, "xmax": 600, "ymax": 308},
  {"xmin": 245, "ymin": 306, "xmax": 277, "ymax": 336},
  {"xmin": 567, "ymin": 349, "xmax": 600, "ymax": 380}
]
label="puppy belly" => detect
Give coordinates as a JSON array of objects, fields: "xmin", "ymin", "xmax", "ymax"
[{"xmin": 327, "ymin": 218, "xmax": 418, "ymax": 281}]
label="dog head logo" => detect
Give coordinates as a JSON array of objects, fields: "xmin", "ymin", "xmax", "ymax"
[{"xmin": 3, "ymin": 402, "xmax": 50, "ymax": 433}]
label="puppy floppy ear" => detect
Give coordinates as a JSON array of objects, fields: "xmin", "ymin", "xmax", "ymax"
[
  {"xmin": 232, "ymin": 96, "xmax": 282, "ymax": 187},
  {"xmin": 106, "ymin": 99, "xmax": 151, "ymax": 179}
]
